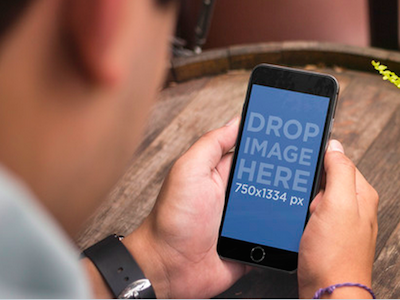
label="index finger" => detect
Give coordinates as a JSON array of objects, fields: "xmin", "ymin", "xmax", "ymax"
[{"xmin": 183, "ymin": 117, "xmax": 239, "ymax": 170}]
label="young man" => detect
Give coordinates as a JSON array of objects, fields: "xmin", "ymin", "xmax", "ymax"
[{"xmin": 0, "ymin": 0, "xmax": 378, "ymax": 298}]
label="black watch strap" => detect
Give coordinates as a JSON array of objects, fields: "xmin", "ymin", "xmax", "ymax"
[{"xmin": 83, "ymin": 234, "xmax": 156, "ymax": 299}]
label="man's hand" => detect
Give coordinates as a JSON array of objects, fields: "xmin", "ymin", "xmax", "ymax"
[
  {"xmin": 298, "ymin": 140, "xmax": 379, "ymax": 299},
  {"xmin": 124, "ymin": 117, "xmax": 248, "ymax": 298}
]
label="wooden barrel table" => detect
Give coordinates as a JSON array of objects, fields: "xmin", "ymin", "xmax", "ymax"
[{"xmin": 76, "ymin": 42, "xmax": 400, "ymax": 298}]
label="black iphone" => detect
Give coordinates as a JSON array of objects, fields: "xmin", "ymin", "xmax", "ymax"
[{"xmin": 217, "ymin": 64, "xmax": 339, "ymax": 272}]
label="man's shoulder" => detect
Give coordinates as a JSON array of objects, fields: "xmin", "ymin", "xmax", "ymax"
[{"xmin": 0, "ymin": 165, "xmax": 91, "ymax": 298}]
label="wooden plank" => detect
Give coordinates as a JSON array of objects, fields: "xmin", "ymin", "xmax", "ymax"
[
  {"xmin": 171, "ymin": 42, "xmax": 400, "ymax": 83},
  {"xmin": 135, "ymin": 77, "xmax": 211, "ymax": 155},
  {"xmin": 76, "ymin": 71, "xmax": 250, "ymax": 249},
  {"xmin": 373, "ymin": 222, "xmax": 400, "ymax": 298},
  {"xmin": 331, "ymin": 71, "xmax": 400, "ymax": 163},
  {"xmin": 358, "ymin": 106, "xmax": 400, "ymax": 298},
  {"xmin": 358, "ymin": 105, "xmax": 400, "ymax": 256},
  {"xmin": 228, "ymin": 43, "xmax": 283, "ymax": 70},
  {"xmin": 172, "ymin": 48, "xmax": 229, "ymax": 82},
  {"xmin": 280, "ymin": 42, "xmax": 394, "ymax": 73}
]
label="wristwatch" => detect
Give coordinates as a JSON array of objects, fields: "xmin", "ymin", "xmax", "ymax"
[{"xmin": 83, "ymin": 234, "xmax": 156, "ymax": 299}]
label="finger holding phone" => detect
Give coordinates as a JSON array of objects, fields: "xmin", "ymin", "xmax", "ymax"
[{"xmin": 298, "ymin": 140, "xmax": 379, "ymax": 299}]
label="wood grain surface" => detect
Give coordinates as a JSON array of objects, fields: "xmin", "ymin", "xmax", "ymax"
[{"xmin": 76, "ymin": 42, "xmax": 400, "ymax": 298}]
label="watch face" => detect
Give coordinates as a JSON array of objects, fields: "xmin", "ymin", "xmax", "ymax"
[{"xmin": 119, "ymin": 279, "xmax": 155, "ymax": 299}]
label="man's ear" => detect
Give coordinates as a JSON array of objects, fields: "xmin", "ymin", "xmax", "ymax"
[{"xmin": 64, "ymin": 0, "xmax": 124, "ymax": 85}]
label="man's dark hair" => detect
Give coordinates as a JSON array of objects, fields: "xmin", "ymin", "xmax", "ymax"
[
  {"xmin": 156, "ymin": 0, "xmax": 178, "ymax": 7},
  {"xmin": 0, "ymin": 1, "xmax": 32, "ymax": 39},
  {"xmin": 0, "ymin": 0, "xmax": 176, "ymax": 40}
]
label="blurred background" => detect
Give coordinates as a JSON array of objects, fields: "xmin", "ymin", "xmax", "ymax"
[{"xmin": 173, "ymin": 0, "xmax": 399, "ymax": 55}]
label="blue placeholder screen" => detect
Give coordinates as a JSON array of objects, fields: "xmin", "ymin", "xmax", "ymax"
[{"xmin": 221, "ymin": 84, "xmax": 330, "ymax": 253}]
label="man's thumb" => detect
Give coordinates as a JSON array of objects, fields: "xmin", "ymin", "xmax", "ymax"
[
  {"xmin": 324, "ymin": 139, "xmax": 357, "ymax": 208},
  {"xmin": 327, "ymin": 139, "xmax": 344, "ymax": 154}
]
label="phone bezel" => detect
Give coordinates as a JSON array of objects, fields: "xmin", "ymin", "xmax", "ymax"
[{"xmin": 217, "ymin": 64, "xmax": 339, "ymax": 272}]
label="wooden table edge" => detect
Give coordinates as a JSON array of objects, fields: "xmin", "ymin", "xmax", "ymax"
[{"xmin": 170, "ymin": 41, "xmax": 400, "ymax": 83}]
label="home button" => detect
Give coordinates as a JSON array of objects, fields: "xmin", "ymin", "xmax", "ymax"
[{"xmin": 250, "ymin": 246, "xmax": 265, "ymax": 263}]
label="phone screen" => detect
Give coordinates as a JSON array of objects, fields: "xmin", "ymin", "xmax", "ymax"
[{"xmin": 220, "ymin": 83, "xmax": 330, "ymax": 253}]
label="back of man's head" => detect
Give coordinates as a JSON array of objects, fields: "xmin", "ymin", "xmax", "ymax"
[
  {"xmin": 0, "ymin": 1, "xmax": 32, "ymax": 38},
  {"xmin": 0, "ymin": 0, "xmax": 178, "ymax": 235}
]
